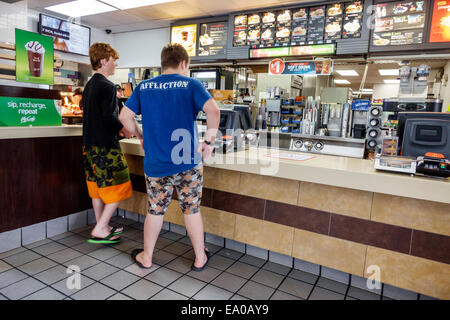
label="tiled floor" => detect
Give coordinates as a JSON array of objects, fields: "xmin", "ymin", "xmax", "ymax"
[{"xmin": 0, "ymin": 217, "xmax": 423, "ymax": 300}]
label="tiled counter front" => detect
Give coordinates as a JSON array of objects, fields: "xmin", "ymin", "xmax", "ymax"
[{"xmin": 121, "ymin": 154, "xmax": 450, "ymax": 299}]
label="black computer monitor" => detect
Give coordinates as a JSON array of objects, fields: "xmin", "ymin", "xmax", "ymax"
[{"xmin": 233, "ymin": 104, "xmax": 253, "ymax": 131}]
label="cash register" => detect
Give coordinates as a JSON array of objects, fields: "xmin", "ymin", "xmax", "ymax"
[{"xmin": 375, "ymin": 112, "xmax": 450, "ymax": 178}]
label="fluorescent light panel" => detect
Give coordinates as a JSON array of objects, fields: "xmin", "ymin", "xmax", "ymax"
[
  {"xmin": 384, "ymin": 79, "xmax": 400, "ymax": 84},
  {"xmin": 334, "ymin": 79, "xmax": 351, "ymax": 84},
  {"xmin": 45, "ymin": 0, "xmax": 117, "ymax": 17},
  {"xmin": 100, "ymin": 0, "xmax": 178, "ymax": 10},
  {"xmin": 379, "ymin": 69, "xmax": 399, "ymax": 76},
  {"xmin": 336, "ymin": 70, "xmax": 359, "ymax": 76}
]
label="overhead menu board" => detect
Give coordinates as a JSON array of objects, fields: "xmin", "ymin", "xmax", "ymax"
[
  {"xmin": 429, "ymin": 0, "xmax": 450, "ymax": 43},
  {"xmin": 325, "ymin": 3, "xmax": 344, "ymax": 42},
  {"xmin": 307, "ymin": 6, "xmax": 326, "ymax": 44},
  {"xmin": 233, "ymin": 15, "xmax": 248, "ymax": 46},
  {"xmin": 372, "ymin": 1, "xmax": 426, "ymax": 47},
  {"xmin": 343, "ymin": 1, "xmax": 364, "ymax": 38},
  {"xmin": 233, "ymin": 2, "xmax": 364, "ymax": 49},
  {"xmin": 198, "ymin": 22, "xmax": 228, "ymax": 57}
]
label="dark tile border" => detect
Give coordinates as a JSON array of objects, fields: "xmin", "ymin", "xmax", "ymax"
[
  {"xmin": 129, "ymin": 176, "xmax": 450, "ymax": 265},
  {"xmin": 411, "ymin": 230, "xmax": 450, "ymax": 265},
  {"xmin": 329, "ymin": 215, "xmax": 412, "ymax": 254}
]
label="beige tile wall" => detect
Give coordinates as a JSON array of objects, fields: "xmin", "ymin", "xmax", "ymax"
[
  {"xmin": 120, "ymin": 167, "xmax": 449, "ymax": 298},
  {"xmin": 365, "ymin": 246, "xmax": 450, "ymax": 299},
  {"xmin": 372, "ymin": 194, "xmax": 450, "ymax": 236},
  {"xmin": 292, "ymin": 228, "xmax": 367, "ymax": 277},
  {"xmin": 239, "ymin": 173, "xmax": 300, "ymax": 205},
  {"xmin": 298, "ymin": 182, "xmax": 373, "ymax": 220}
]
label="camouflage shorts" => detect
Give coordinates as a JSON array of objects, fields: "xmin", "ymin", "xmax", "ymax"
[{"xmin": 145, "ymin": 164, "xmax": 203, "ymax": 215}]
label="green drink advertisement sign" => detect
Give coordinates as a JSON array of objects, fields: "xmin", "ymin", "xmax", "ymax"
[
  {"xmin": 15, "ymin": 29, "xmax": 54, "ymax": 85},
  {"xmin": 0, "ymin": 96, "xmax": 61, "ymax": 127}
]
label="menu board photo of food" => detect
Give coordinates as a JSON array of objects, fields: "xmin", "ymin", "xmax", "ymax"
[
  {"xmin": 247, "ymin": 24, "xmax": 261, "ymax": 47},
  {"xmin": 234, "ymin": 15, "xmax": 248, "ymax": 26},
  {"xmin": 373, "ymin": 1, "xmax": 426, "ymax": 46},
  {"xmin": 277, "ymin": 10, "xmax": 292, "ymax": 25},
  {"xmin": 233, "ymin": 15, "xmax": 247, "ymax": 47},
  {"xmin": 275, "ymin": 25, "xmax": 291, "ymax": 45},
  {"xmin": 325, "ymin": 3, "xmax": 344, "ymax": 41},
  {"xmin": 198, "ymin": 22, "xmax": 227, "ymax": 57},
  {"xmin": 308, "ymin": 6, "xmax": 326, "ymax": 44},
  {"xmin": 343, "ymin": 1, "xmax": 364, "ymax": 38},
  {"xmin": 261, "ymin": 27, "xmax": 275, "ymax": 47},
  {"xmin": 293, "ymin": 8, "xmax": 308, "ymax": 20},
  {"xmin": 429, "ymin": 0, "xmax": 450, "ymax": 43},
  {"xmin": 373, "ymin": 29, "xmax": 423, "ymax": 46},
  {"xmin": 262, "ymin": 11, "xmax": 276, "ymax": 24},
  {"xmin": 248, "ymin": 13, "xmax": 261, "ymax": 26},
  {"xmin": 171, "ymin": 24, "xmax": 197, "ymax": 57}
]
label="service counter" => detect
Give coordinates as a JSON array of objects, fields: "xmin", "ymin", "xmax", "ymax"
[
  {"xmin": 0, "ymin": 126, "xmax": 91, "ymax": 233},
  {"xmin": 120, "ymin": 138, "xmax": 450, "ymax": 299}
]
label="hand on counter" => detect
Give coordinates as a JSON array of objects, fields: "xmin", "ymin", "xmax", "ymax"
[
  {"xmin": 119, "ymin": 127, "xmax": 134, "ymax": 138},
  {"xmin": 198, "ymin": 141, "xmax": 214, "ymax": 160}
]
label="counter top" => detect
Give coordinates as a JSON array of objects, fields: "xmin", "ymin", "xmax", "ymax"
[
  {"xmin": 120, "ymin": 138, "xmax": 450, "ymax": 204},
  {"xmin": 0, "ymin": 125, "xmax": 82, "ymax": 139}
]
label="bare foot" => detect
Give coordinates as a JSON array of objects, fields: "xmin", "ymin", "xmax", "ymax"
[
  {"xmin": 136, "ymin": 251, "xmax": 152, "ymax": 268},
  {"xmin": 109, "ymin": 226, "xmax": 123, "ymax": 233},
  {"xmin": 91, "ymin": 226, "xmax": 120, "ymax": 241},
  {"xmin": 193, "ymin": 249, "xmax": 209, "ymax": 268}
]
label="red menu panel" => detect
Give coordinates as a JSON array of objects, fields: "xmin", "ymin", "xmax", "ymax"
[{"xmin": 429, "ymin": 0, "xmax": 450, "ymax": 42}]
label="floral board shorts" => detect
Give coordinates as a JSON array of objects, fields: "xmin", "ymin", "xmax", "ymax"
[
  {"xmin": 82, "ymin": 146, "xmax": 132, "ymax": 204},
  {"xmin": 145, "ymin": 164, "xmax": 203, "ymax": 216}
]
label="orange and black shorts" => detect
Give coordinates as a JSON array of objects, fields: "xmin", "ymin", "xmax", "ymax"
[
  {"xmin": 145, "ymin": 164, "xmax": 203, "ymax": 216},
  {"xmin": 82, "ymin": 145, "xmax": 132, "ymax": 204}
]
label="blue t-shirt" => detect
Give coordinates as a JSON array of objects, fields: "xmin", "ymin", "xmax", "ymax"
[{"xmin": 125, "ymin": 74, "xmax": 212, "ymax": 177}]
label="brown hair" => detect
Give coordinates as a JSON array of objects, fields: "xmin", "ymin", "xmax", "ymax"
[
  {"xmin": 89, "ymin": 42, "xmax": 119, "ymax": 70},
  {"xmin": 161, "ymin": 43, "xmax": 189, "ymax": 70}
]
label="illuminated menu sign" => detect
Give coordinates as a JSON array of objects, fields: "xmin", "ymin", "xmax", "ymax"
[
  {"xmin": 198, "ymin": 22, "xmax": 228, "ymax": 57},
  {"xmin": 372, "ymin": 1, "xmax": 426, "ymax": 46},
  {"xmin": 250, "ymin": 44, "xmax": 335, "ymax": 58},
  {"xmin": 233, "ymin": 2, "xmax": 364, "ymax": 48},
  {"xmin": 429, "ymin": 0, "xmax": 450, "ymax": 42},
  {"xmin": 171, "ymin": 24, "xmax": 197, "ymax": 57},
  {"xmin": 343, "ymin": 1, "xmax": 364, "ymax": 39}
]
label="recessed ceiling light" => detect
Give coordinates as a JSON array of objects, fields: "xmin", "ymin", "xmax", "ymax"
[
  {"xmin": 379, "ymin": 69, "xmax": 399, "ymax": 76},
  {"xmin": 334, "ymin": 79, "xmax": 351, "ymax": 84},
  {"xmin": 100, "ymin": 0, "xmax": 178, "ymax": 10},
  {"xmin": 384, "ymin": 79, "xmax": 400, "ymax": 84},
  {"xmin": 336, "ymin": 70, "xmax": 359, "ymax": 76},
  {"xmin": 45, "ymin": 0, "xmax": 117, "ymax": 17}
]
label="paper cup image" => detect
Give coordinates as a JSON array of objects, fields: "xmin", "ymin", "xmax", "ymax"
[
  {"xmin": 25, "ymin": 41, "xmax": 45, "ymax": 77},
  {"xmin": 314, "ymin": 60, "xmax": 323, "ymax": 74}
]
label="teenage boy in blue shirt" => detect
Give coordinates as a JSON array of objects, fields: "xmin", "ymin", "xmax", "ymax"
[{"xmin": 119, "ymin": 44, "xmax": 220, "ymax": 271}]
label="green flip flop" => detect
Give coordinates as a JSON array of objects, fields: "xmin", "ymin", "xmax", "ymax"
[
  {"xmin": 110, "ymin": 226, "xmax": 123, "ymax": 236},
  {"xmin": 87, "ymin": 231, "xmax": 121, "ymax": 244}
]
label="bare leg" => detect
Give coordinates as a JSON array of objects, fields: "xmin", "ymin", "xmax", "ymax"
[
  {"xmin": 91, "ymin": 202, "xmax": 121, "ymax": 239},
  {"xmin": 135, "ymin": 214, "xmax": 164, "ymax": 268},
  {"xmin": 92, "ymin": 198, "xmax": 105, "ymax": 223},
  {"xmin": 184, "ymin": 211, "xmax": 207, "ymax": 268},
  {"xmin": 91, "ymin": 198, "xmax": 122, "ymax": 233}
]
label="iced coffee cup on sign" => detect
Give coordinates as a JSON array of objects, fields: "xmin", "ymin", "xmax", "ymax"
[{"xmin": 25, "ymin": 41, "xmax": 45, "ymax": 77}]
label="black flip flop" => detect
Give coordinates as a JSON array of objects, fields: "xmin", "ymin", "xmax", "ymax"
[
  {"xmin": 131, "ymin": 249, "xmax": 152, "ymax": 269},
  {"xmin": 191, "ymin": 249, "xmax": 211, "ymax": 272}
]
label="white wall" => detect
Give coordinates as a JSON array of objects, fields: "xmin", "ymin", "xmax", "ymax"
[
  {"xmin": 113, "ymin": 28, "xmax": 170, "ymax": 68},
  {"xmin": 441, "ymin": 61, "xmax": 450, "ymax": 112},
  {"xmin": 372, "ymin": 83, "xmax": 400, "ymax": 100}
]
